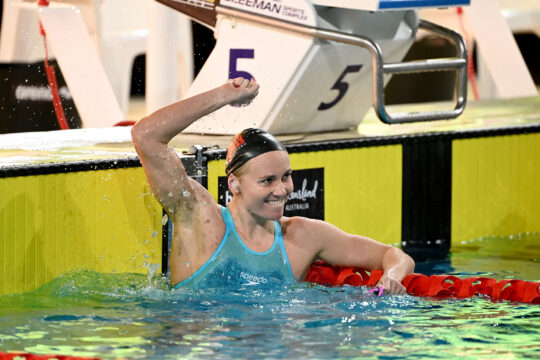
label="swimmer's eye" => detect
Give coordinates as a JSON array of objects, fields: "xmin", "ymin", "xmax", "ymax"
[
  {"xmin": 259, "ymin": 177, "xmax": 274, "ymax": 184},
  {"xmin": 259, "ymin": 171, "xmax": 291, "ymax": 184}
]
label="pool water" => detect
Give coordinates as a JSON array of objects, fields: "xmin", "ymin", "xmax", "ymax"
[{"xmin": 0, "ymin": 235, "xmax": 539, "ymax": 360}]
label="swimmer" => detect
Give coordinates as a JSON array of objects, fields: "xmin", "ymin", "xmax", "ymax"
[{"xmin": 131, "ymin": 78, "xmax": 414, "ymax": 294}]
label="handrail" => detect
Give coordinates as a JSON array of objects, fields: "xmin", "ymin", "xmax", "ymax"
[{"xmin": 216, "ymin": 5, "xmax": 468, "ymax": 124}]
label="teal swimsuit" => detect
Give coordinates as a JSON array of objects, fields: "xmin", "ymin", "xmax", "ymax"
[{"xmin": 174, "ymin": 206, "xmax": 295, "ymax": 290}]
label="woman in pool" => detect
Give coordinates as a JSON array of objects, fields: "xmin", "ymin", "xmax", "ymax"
[{"xmin": 131, "ymin": 78, "xmax": 414, "ymax": 294}]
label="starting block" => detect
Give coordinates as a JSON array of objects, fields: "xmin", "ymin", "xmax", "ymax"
[{"xmin": 158, "ymin": 0, "xmax": 469, "ymax": 135}]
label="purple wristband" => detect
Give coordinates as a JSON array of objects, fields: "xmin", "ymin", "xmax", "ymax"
[{"xmin": 367, "ymin": 285, "xmax": 385, "ymax": 296}]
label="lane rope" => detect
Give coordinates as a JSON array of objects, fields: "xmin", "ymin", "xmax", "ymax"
[{"xmin": 305, "ymin": 260, "xmax": 540, "ymax": 304}]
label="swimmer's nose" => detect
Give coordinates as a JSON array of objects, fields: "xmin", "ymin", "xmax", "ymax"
[{"xmin": 273, "ymin": 181, "xmax": 288, "ymax": 197}]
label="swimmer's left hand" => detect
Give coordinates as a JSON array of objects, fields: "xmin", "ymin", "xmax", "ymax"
[{"xmin": 376, "ymin": 274, "xmax": 407, "ymax": 295}]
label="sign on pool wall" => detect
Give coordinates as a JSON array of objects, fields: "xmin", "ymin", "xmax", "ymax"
[{"xmin": 218, "ymin": 168, "xmax": 324, "ymax": 220}]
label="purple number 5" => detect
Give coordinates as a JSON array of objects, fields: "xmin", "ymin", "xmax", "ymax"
[
  {"xmin": 318, "ymin": 65, "xmax": 362, "ymax": 111},
  {"xmin": 229, "ymin": 49, "xmax": 255, "ymax": 81}
]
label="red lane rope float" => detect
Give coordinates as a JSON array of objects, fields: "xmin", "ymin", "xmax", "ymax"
[
  {"xmin": 305, "ymin": 260, "xmax": 540, "ymax": 304},
  {"xmin": 38, "ymin": 0, "xmax": 70, "ymax": 130},
  {"xmin": 0, "ymin": 351, "xmax": 101, "ymax": 360}
]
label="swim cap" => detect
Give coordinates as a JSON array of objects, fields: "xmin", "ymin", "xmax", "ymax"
[{"xmin": 225, "ymin": 128, "xmax": 286, "ymax": 175}]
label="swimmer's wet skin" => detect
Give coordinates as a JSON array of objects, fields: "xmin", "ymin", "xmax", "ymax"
[{"xmin": 131, "ymin": 77, "xmax": 414, "ymax": 295}]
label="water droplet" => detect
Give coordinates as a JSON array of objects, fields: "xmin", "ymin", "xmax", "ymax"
[
  {"xmin": 151, "ymin": 230, "xmax": 157, "ymax": 238},
  {"xmin": 182, "ymin": 189, "xmax": 190, "ymax": 197},
  {"xmin": 185, "ymin": 261, "xmax": 190, "ymax": 267},
  {"xmin": 168, "ymin": 192, "xmax": 174, "ymax": 198}
]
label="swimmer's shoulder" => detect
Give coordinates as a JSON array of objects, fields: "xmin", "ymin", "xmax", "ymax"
[
  {"xmin": 280, "ymin": 216, "xmax": 332, "ymax": 260},
  {"xmin": 280, "ymin": 215, "xmax": 327, "ymax": 240}
]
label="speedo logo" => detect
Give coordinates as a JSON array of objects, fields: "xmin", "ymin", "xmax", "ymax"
[{"xmin": 240, "ymin": 272, "xmax": 268, "ymax": 286}]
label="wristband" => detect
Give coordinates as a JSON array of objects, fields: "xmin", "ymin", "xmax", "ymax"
[{"xmin": 367, "ymin": 285, "xmax": 385, "ymax": 296}]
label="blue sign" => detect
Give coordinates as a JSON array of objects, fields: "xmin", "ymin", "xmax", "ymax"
[{"xmin": 378, "ymin": 0, "xmax": 470, "ymax": 9}]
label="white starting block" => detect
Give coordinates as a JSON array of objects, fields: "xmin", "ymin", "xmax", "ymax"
[{"xmin": 171, "ymin": 0, "xmax": 470, "ymax": 135}]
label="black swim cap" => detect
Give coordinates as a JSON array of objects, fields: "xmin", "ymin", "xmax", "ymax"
[{"xmin": 225, "ymin": 128, "xmax": 286, "ymax": 176}]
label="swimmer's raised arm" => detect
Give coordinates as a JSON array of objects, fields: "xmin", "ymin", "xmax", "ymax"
[{"xmin": 131, "ymin": 78, "xmax": 259, "ymax": 218}]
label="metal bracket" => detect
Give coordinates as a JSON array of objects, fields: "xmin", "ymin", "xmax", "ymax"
[
  {"xmin": 377, "ymin": 20, "xmax": 468, "ymax": 124},
  {"xmin": 186, "ymin": 144, "xmax": 219, "ymax": 184}
]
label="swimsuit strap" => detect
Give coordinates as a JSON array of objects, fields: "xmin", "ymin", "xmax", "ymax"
[
  {"xmin": 221, "ymin": 206, "xmax": 234, "ymax": 230},
  {"xmin": 274, "ymin": 219, "xmax": 294, "ymax": 281},
  {"xmin": 273, "ymin": 220, "xmax": 283, "ymax": 242}
]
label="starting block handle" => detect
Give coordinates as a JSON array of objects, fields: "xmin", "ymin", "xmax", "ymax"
[
  {"xmin": 216, "ymin": 5, "xmax": 468, "ymax": 125},
  {"xmin": 377, "ymin": 20, "xmax": 468, "ymax": 124}
]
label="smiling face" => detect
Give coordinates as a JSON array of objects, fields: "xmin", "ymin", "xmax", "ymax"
[{"xmin": 230, "ymin": 150, "xmax": 293, "ymax": 220}]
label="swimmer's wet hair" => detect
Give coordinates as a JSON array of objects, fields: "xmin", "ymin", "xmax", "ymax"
[{"xmin": 225, "ymin": 128, "xmax": 286, "ymax": 176}]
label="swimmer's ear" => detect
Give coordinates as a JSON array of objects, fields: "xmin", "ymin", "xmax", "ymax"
[{"xmin": 228, "ymin": 176, "xmax": 240, "ymax": 194}]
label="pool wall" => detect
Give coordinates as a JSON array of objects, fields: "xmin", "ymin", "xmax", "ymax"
[
  {"xmin": 0, "ymin": 160, "xmax": 163, "ymax": 295},
  {"xmin": 452, "ymin": 133, "xmax": 539, "ymax": 244}
]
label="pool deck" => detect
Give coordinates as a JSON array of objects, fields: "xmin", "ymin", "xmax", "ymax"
[{"xmin": 0, "ymin": 95, "xmax": 539, "ymax": 170}]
